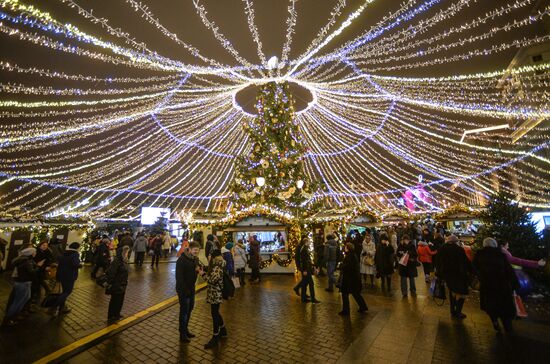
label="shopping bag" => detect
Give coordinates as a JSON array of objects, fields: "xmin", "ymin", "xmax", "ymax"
[
  {"xmin": 514, "ymin": 292, "xmax": 528, "ymax": 318},
  {"xmin": 41, "ymin": 282, "xmax": 62, "ymax": 308},
  {"xmin": 232, "ymin": 276, "xmax": 240, "ymax": 289},
  {"xmin": 398, "ymin": 252, "xmax": 409, "ymax": 266}
]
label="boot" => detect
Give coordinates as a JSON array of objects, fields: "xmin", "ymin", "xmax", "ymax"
[
  {"xmin": 220, "ymin": 326, "xmax": 228, "ymax": 338},
  {"xmin": 491, "ymin": 319, "xmax": 501, "ymax": 332},
  {"xmin": 454, "ymin": 298, "xmax": 466, "ymax": 319},
  {"xmin": 204, "ymin": 335, "xmax": 219, "ymax": 349}
]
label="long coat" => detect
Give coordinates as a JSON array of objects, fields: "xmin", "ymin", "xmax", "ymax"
[
  {"xmin": 436, "ymin": 243, "xmax": 473, "ymax": 295},
  {"xmin": 340, "ymin": 252, "xmax": 362, "ymax": 294},
  {"xmin": 396, "ymin": 243, "xmax": 418, "ymax": 278},
  {"xmin": 204, "ymin": 256, "xmax": 226, "ymax": 305},
  {"xmin": 360, "ymin": 241, "xmax": 376, "ymax": 275},
  {"xmin": 248, "ymin": 240, "xmax": 260, "ymax": 269},
  {"xmin": 105, "ymin": 255, "xmax": 128, "ymax": 295},
  {"xmin": 375, "ymin": 243, "xmax": 394, "ymax": 275},
  {"xmin": 473, "ymin": 247, "xmax": 519, "ymax": 318}
]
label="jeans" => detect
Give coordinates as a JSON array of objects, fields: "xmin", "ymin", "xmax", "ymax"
[
  {"xmin": 108, "ymin": 292, "xmax": 125, "ymax": 319},
  {"xmin": 400, "ymin": 276, "xmax": 416, "ymax": 295},
  {"xmin": 135, "ymin": 252, "xmax": 145, "ymax": 267},
  {"xmin": 210, "ymin": 304, "xmax": 224, "ymax": 336},
  {"xmin": 55, "ymin": 279, "xmax": 75, "ymax": 309},
  {"xmin": 178, "ymin": 293, "xmax": 195, "ymax": 337},
  {"xmin": 327, "ymin": 261, "xmax": 337, "ymax": 289},
  {"xmin": 341, "ymin": 292, "xmax": 368, "ymax": 313},
  {"xmin": 236, "ymin": 268, "xmax": 246, "ymax": 285},
  {"xmin": 300, "ymin": 272, "xmax": 316, "ymax": 301},
  {"xmin": 5, "ymin": 281, "xmax": 31, "ymax": 320},
  {"xmin": 151, "ymin": 253, "xmax": 160, "ymax": 267}
]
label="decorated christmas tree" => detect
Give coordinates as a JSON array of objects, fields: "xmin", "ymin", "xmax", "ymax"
[
  {"xmin": 231, "ymin": 81, "xmax": 317, "ymax": 211},
  {"xmin": 475, "ymin": 192, "xmax": 543, "ymax": 259}
]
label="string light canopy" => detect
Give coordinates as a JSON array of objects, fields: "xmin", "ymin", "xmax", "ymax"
[{"xmin": 0, "ymin": 0, "xmax": 549, "ymax": 220}]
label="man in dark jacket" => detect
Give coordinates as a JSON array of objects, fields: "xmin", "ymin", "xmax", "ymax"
[
  {"xmin": 2, "ymin": 245, "xmax": 43, "ymax": 326},
  {"xmin": 92, "ymin": 235, "xmax": 111, "ymax": 279},
  {"xmin": 176, "ymin": 242, "xmax": 201, "ymax": 342},
  {"xmin": 106, "ymin": 246, "xmax": 129, "ymax": 323},
  {"xmin": 396, "ymin": 235, "xmax": 419, "ymax": 297},
  {"xmin": 53, "ymin": 242, "xmax": 81, "ymax": 316},
  {"xmin": 323, "ymin": 235, "xmax": 340, "ymax": 292},
  {"xmin": 436, "ymin": 235, "xmax": 473, "ymax": 319},
  {"xmin": 298, "ymin": 238, "xmax": 320, "ymax": 304}
]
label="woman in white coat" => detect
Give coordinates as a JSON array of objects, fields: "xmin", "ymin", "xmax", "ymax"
[
  {"xmin": 233, "ymin": 240, "xmax": 247, "ymax": 286},
  {"xmin": 360, "ymin": 233, "xmax": 377, "ymax": 287}
]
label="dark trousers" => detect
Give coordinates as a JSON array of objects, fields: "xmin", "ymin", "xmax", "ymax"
[
  {"xmin": 449, "ymin": 290, "xmax": 465, "ymax": 316},
  {"xmin": 210, "ymin": 304, "xmax": 224, "ymax": 336},
  {"xmin": 422, "ymin": 262, "xmax": 432, "ymax": 276},
  {"xmin": 178, "ymin": 293, "xmax": 195, "ymax": 337},
  {"xmin": 108, "ymin": 292, "xmax": 125, "ymax": 319},
  {"xmin": 250, "ymin": 267, "xmax": 260, "ymax": 281},
  {"xmin": 489, "ymin": 314, "xmax": 513, "ymax": 332},
  {"xmin": 55, "ymin": 279, "xmax": 75, "ymax": 309},
  {"xmin": 300, "ymin": 272, "xmax": 315, "ymax": 301},
  {"xmin": 31, "ymin": 273, "xmax": 50, "ymax": 302},
  {"xmin": 380, "ymin": 274, "xmax": 392, "ymax": 290},
  {"xmin": 151, "ymin": 253, "xmax": 160, "ymax": 267},
  {"xmin": 91, "ymin": 263, "xmax": 108, "ymax": 279},
  {"xmin": 341, "ymin": 291, "xmax": 368, "ymax": 313},
  {"xmin": 236, "ymin": 268, "xmax": 246, "ymax": 285},
  {"xmin": 135, "ymin": 252, "xmax": 145, "ymax": 266}
]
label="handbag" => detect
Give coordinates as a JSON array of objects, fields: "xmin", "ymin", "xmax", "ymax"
[
  {"xmin": 430, "ymin": 277, "xmax": 446, "ymax": 305},
  {"xmin": 398, "ymin": 252, "xmax": 409, "ymax": 266},
  {"xmin": 41, "ymin": 282, "xmax": 62, "ymax": 308},
  {"xmin": 232, "ymin": 276, "xmax": 240, "ymax": 289},
  {"xmin": 148, "ymin": 249, "xmax": 155, "ymax": 256},
  {"xmin": 46, "ymin": 264, "xmax": 57, "ymax": 280},
  {"xmin": 514, "ymin": 292, "xmax": 528, "ymax": 318}
]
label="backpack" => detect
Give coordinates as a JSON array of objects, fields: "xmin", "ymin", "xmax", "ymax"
[{"xmin": 222, "ymin": 272, "xmax": 235, "ymax": 300}]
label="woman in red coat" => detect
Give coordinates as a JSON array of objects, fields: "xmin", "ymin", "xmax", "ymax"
[{"xmin": 417, "ymin": 241, "xmax": 436, "ymax": 282}]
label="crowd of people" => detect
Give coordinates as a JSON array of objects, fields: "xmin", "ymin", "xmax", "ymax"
[{"xmin": 2, "ymin": 220, "xmax": 547, "ymax": 347}]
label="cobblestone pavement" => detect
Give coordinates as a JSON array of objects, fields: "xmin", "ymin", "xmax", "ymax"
[
  {"xmin": 66, "ymin": 274, "xmax": 550, "ymax": 364},
  {"xmin": 0, "ymin": 258, "xmax": 181, "ymax": 364},
  {"xmin": 2, "ymin": 266, "xmax": 550, "ymax": 364}
]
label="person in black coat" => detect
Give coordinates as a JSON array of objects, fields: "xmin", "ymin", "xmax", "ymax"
[
  {"xmin": 106, "ymin": 246, "xmax": 129, "ymax": 323},
  {"xmin": 375, "ymin": 235, "xmax": 395, "ymax": 291},
  {"xmin": 92, "ymin": 236, "xmax": 111, "ymax": 279},
  {"xmin": 473, "ymin": 238, "xmax": 520, "ymax": 333},
  {"xmin": 176, "ymin": 242, "xmax": 201, "ymax": 342},
  {"xmin": 435, "ymin": 235, "xmax": 474, "ymax": 319},
  {"xmin": 339, "ymin": 243, "xmax": 368, "ymax": 316},
  {"xmin": 396, "ymin": 235, "xmax": 418, "ymax": 297},
  {"xmin": 32, "ymin": 240, "xmax": 54, "ymax": 303},
  {"xmin": 297, "ymin": 238, "xmax": 320, "ymax": 304},
  {"xmin": 53, "ymin": 242, "xmax": 81, "ymax": 316}
]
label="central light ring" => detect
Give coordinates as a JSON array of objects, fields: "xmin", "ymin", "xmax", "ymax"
[{"xmin": 232, "ymin": 80, "xmax": 316, "ymax": 117}]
